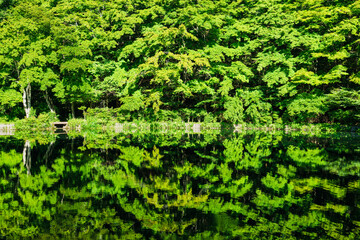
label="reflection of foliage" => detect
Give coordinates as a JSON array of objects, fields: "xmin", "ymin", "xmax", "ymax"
[
  {"xmin": 287, "ymin": 146, "xmax": 328, "ymax": 167},
  {"xmin": 1, "ymin": 133, "xmax": 360, "ymax": 239},
  {"xmin": 13, "ymin": 130, "xmax": 57, "ymax": 145}
]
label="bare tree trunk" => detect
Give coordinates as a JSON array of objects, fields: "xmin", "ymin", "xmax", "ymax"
[
  {"xmin": 22, "ymin": 83, "xmax": 31, "ymax": 118},
  {"xmin": 23, "ymin": 140, "xmax": 31, "ymax": 175},
  {"xmin": 44, "ymin": 89, "xmax": 55, "ymax": 114}
]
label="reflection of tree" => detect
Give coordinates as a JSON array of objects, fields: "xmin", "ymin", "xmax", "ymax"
[
  {"xmin": 1, "ymin": 133, "xmax": 360, "ymax": 238},
  {"xmin": 43, "ymin": 141, "xmax": 55, "ymax": 165},
  {"xmin": 22, "ymin": 140, "xmax": 31, "ymax": 175},
  {"xmin": 0, "ymin": 140, "xmax": 145, "ymax": 239}
]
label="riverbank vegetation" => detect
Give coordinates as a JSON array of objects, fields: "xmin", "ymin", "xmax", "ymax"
[
  {"xmin": 1, "ymin": 107, "xmax": 357, "ymax": 134},
  {"xmin": 1, "ymin": 0, "xmax": 360, "ymax": 125}
]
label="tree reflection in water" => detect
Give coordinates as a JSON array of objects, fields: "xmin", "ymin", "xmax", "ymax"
[
  {"xmin": 0, "ymin": 132, "xmax": 360, "ymax": 239},
  {"xmin": 22, "ymin": 140, "xmax": 31, "ymax": 175}
]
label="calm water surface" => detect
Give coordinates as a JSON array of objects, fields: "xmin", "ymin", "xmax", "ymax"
[{"xmin": 1, "ymin": 132, "xmax": 360, "ymax": 239}]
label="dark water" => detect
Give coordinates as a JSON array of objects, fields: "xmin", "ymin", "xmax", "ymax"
[{"xmin": 1, "ymin": 132, "xmax": 360, "ymax": 239}]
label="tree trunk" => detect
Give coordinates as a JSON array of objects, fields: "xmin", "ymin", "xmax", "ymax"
[
  {"xmin": 22, "ymin": 83, "xmax": 31, "ymax": 118},
  {"xmin": 44, "ymin": 89, "xmax": 55, "ymax": 114},
  {"xmin": 23, "ymin": 140, "xmax": 31, "ymax": 175}
]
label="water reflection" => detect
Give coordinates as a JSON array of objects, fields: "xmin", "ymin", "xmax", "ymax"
[
  {"xmin": 22, "ymin": 140, "xmax": 31, "ymax": 175},
  {"xmin": 0, "ymin": 132, "xmax": 360, "ymax": 239}
]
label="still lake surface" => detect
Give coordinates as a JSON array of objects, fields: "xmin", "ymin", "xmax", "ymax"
[{"xmin": 1, "ymin": 131, "xmax": 360, "ymax": 239}]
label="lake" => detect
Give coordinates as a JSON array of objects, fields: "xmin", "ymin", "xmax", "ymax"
[{"xmin": 1, "ymin": 131, "xmax": 360, "ymax": 239}]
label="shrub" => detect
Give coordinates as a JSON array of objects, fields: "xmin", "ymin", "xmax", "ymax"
[{"xmin": 15, "ymin": 112, "xmax": 58, "ymax": 131}]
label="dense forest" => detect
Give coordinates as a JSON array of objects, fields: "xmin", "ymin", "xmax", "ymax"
[{"xmin": 0, "ymin": 0, "xmax": 360, "ymax": 124}]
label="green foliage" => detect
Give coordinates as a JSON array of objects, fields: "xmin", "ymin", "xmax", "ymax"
[
  {"xmin": 223, "ymin": 96, "xmax": 244, "ymax": 123},
  {"xmin": 120, "ymin": 90, "xmax": 144, "ymax": 112},
  {"xmin": 239, "ymin": 90, "xmax": 273, "ymax": 124},
  {"xmin": 0, "ymin": 89, "xmax": 21, "ymax": 107},
  {"xmin": 14, "ymin": 112, "xmax": 58, "ymax": 131},
  {"xmin": 326, "ymin": 88, "xmax": 360, "ymax": 124},
  {"xmin": 0, "ymin": 0, "xmax": 360, "ymax": 124},
  {"xmin": 287, "ymin": 93, "xmax": 327, "ymax": 123}
]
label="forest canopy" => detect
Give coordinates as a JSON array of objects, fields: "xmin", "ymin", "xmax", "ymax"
[{"xmin": 0, "ymin": 0, "xmax": 360, "ymax": 124}]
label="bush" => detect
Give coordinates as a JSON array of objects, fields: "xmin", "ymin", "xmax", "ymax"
[{"xmin": 15, "ymin": 112, "xmax": 58, "ymax": 131}]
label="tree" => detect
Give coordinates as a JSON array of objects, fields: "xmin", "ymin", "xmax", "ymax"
[{"xmin": 0, "ymin": 0, "xmax": 57, "ymax": 117}]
